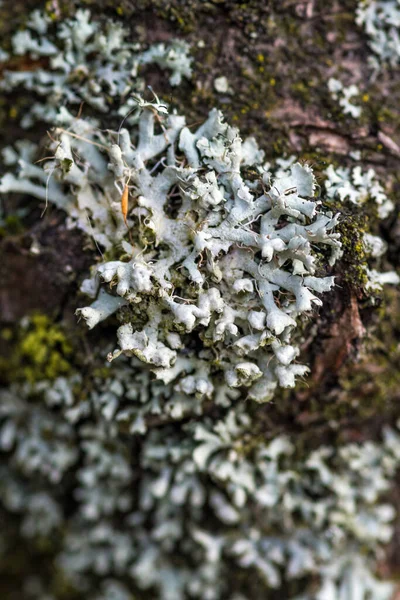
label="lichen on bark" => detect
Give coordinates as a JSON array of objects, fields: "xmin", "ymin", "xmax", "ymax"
[{"xmin": 0, "ymin": 1, "xmax": 400, "ymax": 599}]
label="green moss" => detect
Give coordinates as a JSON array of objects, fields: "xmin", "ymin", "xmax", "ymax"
[
  {"xmin": 0, "ymin": 214, "xmax": 25, "ymax": 237},
  {"xmin": 291, "ymin": 80, "xmax": 312, "ymax": 104},
  {"xmin": 330, "ymin": 207, "xmax": 369, "ymax": 289},
  {"xmin": 0, "ymin": 314, "xmax": 73, "ymax": 384}
]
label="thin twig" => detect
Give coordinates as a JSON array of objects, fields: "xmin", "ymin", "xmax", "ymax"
[
  {"xmin": 55, "ymin": 128, "xmax": 109, "ymax": 150},
  {"xmin": 41, "ymin": 164, "xmax": 56, "ymax": 218}
]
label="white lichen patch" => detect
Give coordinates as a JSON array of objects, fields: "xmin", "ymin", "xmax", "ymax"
[
  {"xmin": 324, "ymin": 163, "xmax": 394, "ymax": 218},
  {"xmin": 2, "ymin": 377, "xmax": 400, "ymax": 600},
  {"xmin": 214, "ymin": 76, "xmax": 232, "ymax": 94},
  {"xmin": 324, "ymin": 164, "xmax": 399, "ymax": 291},
  {"xmin": 328, "ymin": 77, "xmax": 362, "ymax": 118},
  {"xmin": 0, "ymin": 8, "xmax": 192, "ymax": 128},
  {"xmin": 1, "ymin": 100, "xmax": 342, "ymax": 403},
  {"xmin": 140, "ymin": 39, "xmax": 192, "ymax": 86},
  {"xmin": 356, "ymin": 0, "xmax": 400, "ymax": 71}
]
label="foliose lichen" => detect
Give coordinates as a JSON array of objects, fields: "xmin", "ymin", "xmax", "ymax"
[
  {"xmin": 356, "ymin": 0, "xmax": 400, "ymax": 71},
  {"xmin": 0, "ymin": 8, "xmax": 192, "ymax": 128},
  {"xmin": 328, "ymin": 77, "xmax": 362, "ymax": 119},
  {"xmin": 0, "ymin": 6, "xmax": 399, "ymax": 600},
  {"xmin": 1, "ymin": 95, "xmax": 344, "ymax": 402},
  {"xmin": 324, "ymin": 163, "xmax": 399, "ymax": 291},
  {"xmin": 2, "ymin": 374, "xmax": 400, "ymax": 599}
]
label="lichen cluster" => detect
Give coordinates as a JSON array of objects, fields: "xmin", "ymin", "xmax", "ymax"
[
  {"xmin": 2, "ymin": 99, "xmax": 343, "ymax": 402},
  {"xmin": 356, "ymin": 0, "xmax": 400, "ymax": 71},
  {"xmin": 327, "ymin": 78, "xmax": 362, "ymax": 119},
  {"xmin": 2, "ymin": 373, "xmax": 400, "ymax": 600},
  {"xmin": 324, "ymin": 163, "xmax": 394, "ymax": 218},
  {"xmin": 324, "ymin": 162, "xmax": 399, "ymax": 291},
  {"xmin": 0, "ymin": 8, "xmax": 192, "ymax": 127},
  {"xmin": 0, "ymin": 6, "xmax": 399, "ymax": 600}
]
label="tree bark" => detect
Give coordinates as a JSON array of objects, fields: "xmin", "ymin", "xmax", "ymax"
[{"xmin": 1, "ymin": 0, "xmax": 400, "ymax": 595}]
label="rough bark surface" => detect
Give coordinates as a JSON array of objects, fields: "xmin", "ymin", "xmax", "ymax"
[{"xmin": 1, "ymin": 0, "xmax": 400, "ymax": 596}]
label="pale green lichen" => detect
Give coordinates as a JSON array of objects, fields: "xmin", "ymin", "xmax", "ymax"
[
  {"xmin": 324, "ymin": 163, "xmax": 394, "ymax": 218},
  {"xmin": 324, "ymin": 162, "xmax": 399, "ymax": 291},
  {"xmin": 1, "ymin": 377, "xmax": 400, "ymax": 599},
  {"xmin": 356, "ymin": 0, "xmax": 400, "ymax": 71},
  {"xmin": 0, "ymin": 8, "xmax": 192, "ymax": 127},
  {"xmin": 1, "ymin": 98, "xmax": 343, "ymax": 402},
  {"xmin": 328, "ymin": 77, "xmax": 362, "ymax": 118}
]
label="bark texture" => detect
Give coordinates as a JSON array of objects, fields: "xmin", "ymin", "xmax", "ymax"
[{"xmin": 1, "ymin": 0, "xmax": 400, "ymax": 597}]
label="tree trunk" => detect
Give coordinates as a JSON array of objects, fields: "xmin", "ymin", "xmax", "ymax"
[{"xmin": 1, "ymin": 0, "xmax": 400, "ymax": 598}]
